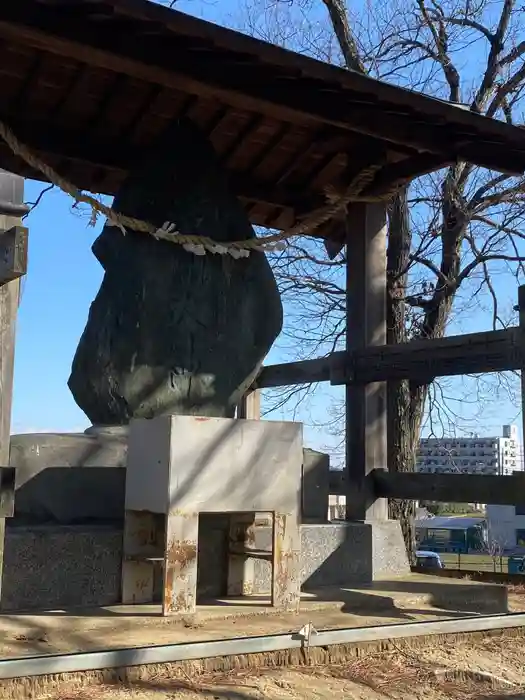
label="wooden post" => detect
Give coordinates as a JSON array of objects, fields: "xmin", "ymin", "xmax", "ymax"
[
  {"xmin": 237, "ymin": 388, "xmax": 261, "ymax": 420},
  {"xmin": 345, "ymin": 203, "xmax": 388, "ymax": 521},
  {"xmin": 0, "ymin": 171, "xmax": 28, "ymax": 601},
  {"xmin": 518, "ymin": 285, "xmax": 525, "ymax": 463}
]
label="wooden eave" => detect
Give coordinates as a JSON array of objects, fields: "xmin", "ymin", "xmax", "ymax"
[{"xmin": 0, "ymin": 0, "xmax": 524, "ymax": 244}]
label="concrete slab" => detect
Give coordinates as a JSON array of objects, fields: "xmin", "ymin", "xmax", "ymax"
[{"xmin": 0, "ymin": 574, "xmax": 508, "ymax": 660}]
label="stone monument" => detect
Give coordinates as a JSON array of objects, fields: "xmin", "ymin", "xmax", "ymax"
[
  {"xmin": 69, "ymin": 118, "xmax": 283, "ymax": 425},
  {"xmin": 4, "ymin": 118, "xmax": 409, "ymax": 612}
]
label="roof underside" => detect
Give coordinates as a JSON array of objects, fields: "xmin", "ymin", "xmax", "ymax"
[{"xmin": 1, "ymin": 0, "xmax": 525, "ymax": 244}]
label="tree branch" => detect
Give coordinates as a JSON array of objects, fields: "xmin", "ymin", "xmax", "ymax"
[
  {"xmin": 471, "ymin": 0, "xmax": 515, "ymax": 113},
  {"xmin": 320, "ymin": 0, "xmax": 366, "ymax": 72}
]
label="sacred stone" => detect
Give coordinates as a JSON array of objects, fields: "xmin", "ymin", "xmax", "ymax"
[{"xmin": 68, "ymin": 119, "xmax": 283, "ymax": 425}]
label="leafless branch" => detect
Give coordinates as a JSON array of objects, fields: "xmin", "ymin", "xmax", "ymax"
[{"xmin": 23, "ymin": 183, "xmax": 54, "ymax": 219}]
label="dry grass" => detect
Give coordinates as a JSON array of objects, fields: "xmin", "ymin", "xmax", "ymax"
[
  {"xmin": 6, "ymin": 629, "xmax": 525, "ymax": 700},
  {"xmin": 41, "ymin": 647, "xmax": 525, "ymax": 700}
]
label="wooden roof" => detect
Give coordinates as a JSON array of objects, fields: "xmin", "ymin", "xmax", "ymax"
[{"xmin": 1, "ymin": 0, "xmax": 525, "ymax": 244}]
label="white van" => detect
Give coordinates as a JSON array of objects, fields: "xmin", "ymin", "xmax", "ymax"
[{"xmin": 415, "ymin": 550, "xmax": 445, "ymax": 569}]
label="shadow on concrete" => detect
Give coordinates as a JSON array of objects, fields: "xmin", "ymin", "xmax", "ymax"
[
  {"xmin": 302, "ymin": 586, "xmax": 480, "ymax": 618},
  {"xmin": 197, "ymin": 587, "xmax": 475, "ymax": 619},
  {"xmin": 347, "ymin": 577, "xmax": 505, "ymax": 614},
  {"xmin": 5, "ymin": 606, "xmax": 157, "ymax": 617}
]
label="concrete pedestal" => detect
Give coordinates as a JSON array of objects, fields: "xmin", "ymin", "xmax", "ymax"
[
  {"xmin": 3, "ymin": 430, "xmax": 411, "ymax": 612},
  {"xmin": 1, "ymin": 519, "xmax": 409, "ymax": 611}
]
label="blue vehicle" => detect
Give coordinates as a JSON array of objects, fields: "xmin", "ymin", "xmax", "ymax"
[
  {"xmin": 508, "ymin": 556, "xmax": 525, "ymax": 574},
  {"xmin": 416, "ymin": 550, "xmax": 445, "ymax": 569}
]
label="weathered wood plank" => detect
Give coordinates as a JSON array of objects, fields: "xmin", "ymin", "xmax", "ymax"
[
  {"xmin": 372, "ymin": 470, "xmax": 525, "ymax": 506},
  {"xmin": 345, "ymin": 203, "xmax": 388, "ymax": 521},
  {"xmin": 0, "ymin": 226, "xmax": 28, "ymax": 286},
  {"xmin": 336, "ymin": 326, "xmax": 523, "ymax": 384},
  {"xmin": 256, "ymin": 354, "xmax": 342, "ymax": 388},
  {"xmin": 0, "ymin": 275, "xmax": 18, "ymax": 463},
  {"xmin": 519, "ymin": 285, "xmax": 525, "ymax": 456},
  {"xmin": 237, "ymin": 389, "xmax": 261, "ymax": 420},
  {"xmin": 0, "ymin": 171, "xmax": 26, "ymax": 600},
  {"xmin": 256, "ymin": 327, "xmax": 522, "ymax": 389}
]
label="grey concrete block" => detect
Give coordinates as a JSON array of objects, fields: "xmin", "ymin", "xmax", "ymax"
[
  {"xmin": 1, "ymin": 520, "xmax": 409, "ymax": 611},
  {"xmin": 252, "ymin": 522, "xmax": 399, "ymax": 593},
  {"xmin": 10, "ymin": 431, "xmax": 321, "ymax": 525},
  {"xmin": 126, "ymin": 416, "xmax": 302, "ymax": 515},
  {"xmin": 10, "ymin": 430, "xmax": 127, "ymax": 523},
  {"xmin": 302, "ymin": 449, "xmax": 330, "ymax": 522},
  {"xmin": 371, "ymin": 519, "xmax": 410, "ymax": 579},
  {"xmin": 1, "ymin": 525, "xmax": 123, "ymax": 611},
  {"xmin": 2, "ymin": 516, "xmax": 232, "ymax": 611}
]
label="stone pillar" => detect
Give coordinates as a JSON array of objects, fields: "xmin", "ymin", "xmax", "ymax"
[
  {"xmin": 271, "ymin": 511, "xmax": 301, "ymax": 611},
  {"xmin": 163, "ymin": 512, "xmax": 199, "ymax": 616}
]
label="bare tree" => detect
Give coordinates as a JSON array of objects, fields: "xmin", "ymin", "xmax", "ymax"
[{"xmin": 238, "ymin": 0, "xmax": 525, "ymax": 562}]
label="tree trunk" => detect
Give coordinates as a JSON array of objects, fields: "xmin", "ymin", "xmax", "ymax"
[
  {"xmin": 386, "ymin": 188, "xmax": 420, "ymax": 563},
  {"xmin": 385, "ymin": 176, "xmax": 464, "ymax": 563}
]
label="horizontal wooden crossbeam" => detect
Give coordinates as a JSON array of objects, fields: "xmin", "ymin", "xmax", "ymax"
[
  {"xmin": 329, "ymin": 469, "xmax": 525, "ymax": 506},
  {"xmin": 257, "ymin": 353, "xmax": 341, "ymax": 388},
  {"xmin": 371, "ymin": 470, "xmax": 525, "ymax": 507},
  {"xmin": 256, "ymin": 327, "xmax": 523, "ymax": 388}
]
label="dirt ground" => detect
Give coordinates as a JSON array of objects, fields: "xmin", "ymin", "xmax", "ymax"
[
  {"xmin": 42, "ymin": 634, "xmax": 525, "ymax": 699},
  {"xmin": 0, "ymin": 576, "xmax": 517, "ymax": 660},
  {"xmin": 5, "ymin": 581, "xmax": 525, "ymax": 700}
]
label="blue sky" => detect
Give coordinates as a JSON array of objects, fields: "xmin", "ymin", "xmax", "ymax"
[{"xmin": 8, "ymin": 0, "xmax": 524, "ymax": 457}]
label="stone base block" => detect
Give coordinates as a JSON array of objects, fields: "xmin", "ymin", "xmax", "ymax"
[
  {"xmin": 9, "ymin": 431, "xmax": 330, "ymax": 524},
  {"xmin": 1, "ymin": 520, "xmax": 409, "ymax": 611},
  {"xmin": 9, "ymin": 429, "xmax": 128, "ymax": 523},
  {"xmin": 251, "ymin": 520, "xmax": 409, "ymax": 593}
]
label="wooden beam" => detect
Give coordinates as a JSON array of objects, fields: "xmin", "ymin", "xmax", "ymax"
[
  {"xmin": 256, "ymin": 327, "xmax": 522, "ymax": 389},
  {"xmin": 0, "ymin": 226, "xmax": 28, "ymax": 286},
  {"xmin": 372, "ymin": 470, "xmax": 525, "ymax": 507},
  {"xmin": 256, "ymin": 353, "xmax": 342, "ymax": 388},
  {"xmin": 237, "ymin": 389, "xmax": 261, "ymax": 420},
  {"xmin": 332, "ymin": 327, "xmax": 523, "ymax": 384},
  {"xmin": 0, "ymin": 117, "xmax": 333, "ymax": 216},
  {"xmin": 345, "ymin": 203, "xmax": 388, "ymax": 521},
  {"xmin": 0, "ymin": 170, "xmax": 25, "ymax": 601},
  {"xmin": 360, "ymin": 154, "xmax": 454, "ymax": 198},
  {"xmin": 518, "ymin": 285, "xmax": 525, "ymax": 450},
  {"xmin": 1, "ymin": 3, "xmax": 524, "ymax": 173}
]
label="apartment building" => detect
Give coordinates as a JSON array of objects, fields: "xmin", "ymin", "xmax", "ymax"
[{"xmin": 417, "ymin": 424, "xmax": 521, "ymax": 476}]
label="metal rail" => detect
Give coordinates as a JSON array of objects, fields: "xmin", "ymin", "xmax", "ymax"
[{"xmin": 0, "ymin": 612, "xmax": 523, "ymax": 680}]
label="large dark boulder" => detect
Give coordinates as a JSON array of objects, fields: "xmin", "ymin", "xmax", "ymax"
[{"xmin": 69, "ymin": 119, "xmax": 282, "ymax": 424}]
